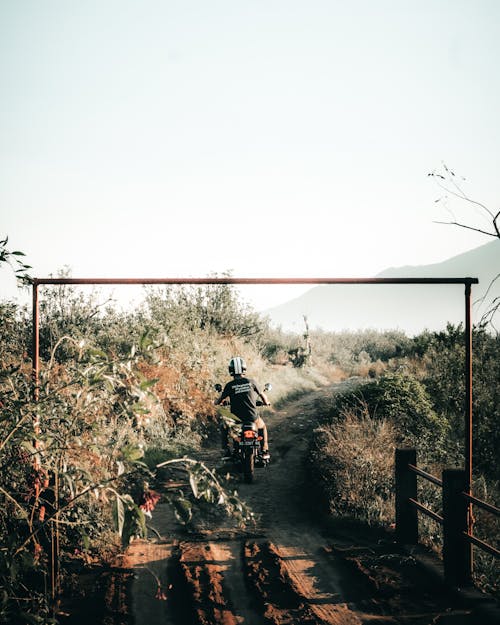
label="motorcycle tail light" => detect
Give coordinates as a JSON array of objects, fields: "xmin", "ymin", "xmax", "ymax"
[{"xmin": 243, "ymin": 430, "xmax": 255, "ymax": 439}]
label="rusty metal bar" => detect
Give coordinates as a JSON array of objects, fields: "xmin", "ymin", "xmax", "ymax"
[
  {"xmin": 462, "ymin": 532, "xmax": 500, "ymax": 559},
  {"xmin": 408, "ymin": 498, "xmax": 444, "ymax": 525},
  {"xmin": 407, "ymin": 464, "xmax": 443, "ymax": 487},
  {"xmin": 464, "ymin": 282, "xmax": 474, "ymax": 573},
  {"xmin": 32, "ymin": 282, "xmax": 39, "ymax": 400},
  {"xmin": 462, "ymin": 492, "xmax": 500, "ymax": 517},
  {"xmin": 33, "ymin": 277, "xmax": 479, "ymax": 286},
  {"xmin": 465, "ymin": 282, "xmax": 473, "ymax": 496}
]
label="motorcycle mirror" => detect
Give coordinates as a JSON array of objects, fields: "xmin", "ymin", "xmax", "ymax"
[
  {"xmin": 264, "ymin": 383, "xmax": 272, "ymax": 392},
  {"xmin": 214, "ymin": 383, "xmax": 222, "ymax": 393}
]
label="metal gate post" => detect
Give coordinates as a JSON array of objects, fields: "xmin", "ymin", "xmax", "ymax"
[
  {"xmin": 395, "ymin": 448, "xmax": 418, "ymax": 544},
  {"xmin": 464, "ymin": 282, "xmax": 474, "ymax": 571},
  {"xmin": 443, "ymin": 469, "xmax": 471, "ymax": 587},
  {"xmin": 32, "ymin": 280, "xmax": 39, "ymax": 400}
]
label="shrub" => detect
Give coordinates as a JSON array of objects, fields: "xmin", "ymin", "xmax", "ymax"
[
  {"xmin": 420, "ymin": 325, "xmax": 500, "ymax": 482},
  {"xmin": 143, "ymin": 280, "xmax": 265, "ymax": 342},
  {"xmin": 311, "ymin": 329, "xmax": 413, "ymax": 375},
  {"xmin": 308, "ymin": 410, "xmax": 396, "ymax": 525},
  {"xmin": 322, "ymin": 372, "xmax": 447, "ymax": 449}
]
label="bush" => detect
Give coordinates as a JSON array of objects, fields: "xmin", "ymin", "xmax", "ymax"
[
  {"xmin": 420, "ymin": 325, "xmax": 500, "ymax": 483},
  {"xmin": 0, "ymin": 302, "xmax": 30, "ymax": 365},
  {"xmin": 143, "ymin": 280, "xmax": 265, "ymax": 343},
  {"xmin": 311, "ymin": 329, "xmax": 413, "ymax": 375},
  {"xmin": 308, "ymin": 371, "xmax": 447, "ymax": 527},
  {"xmin": 308, "ymin": 410, "xmax": 396, "ymax": 525},
  {"xmin": 322, "ymin": 372, "xmax": 447, "ymax": 450}
]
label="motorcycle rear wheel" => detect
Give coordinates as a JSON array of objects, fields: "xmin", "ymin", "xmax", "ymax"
[{"xmin": 242, "ymin": 450, "xmax": 254, "ymax": 483}]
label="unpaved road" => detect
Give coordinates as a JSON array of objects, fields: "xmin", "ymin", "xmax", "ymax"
[{"xmin": 121, "ymin": 383, "xmax": 497, "ymax": 625}]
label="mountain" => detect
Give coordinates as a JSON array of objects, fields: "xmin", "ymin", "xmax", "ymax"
[{"xmin": 264, "ymin": 240, "xmax": 500, "ymax": 335}]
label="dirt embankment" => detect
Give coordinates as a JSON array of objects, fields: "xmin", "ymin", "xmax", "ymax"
[{"xmin": 113, "ymin": 383, "xmax": 497, "ymax": 625}]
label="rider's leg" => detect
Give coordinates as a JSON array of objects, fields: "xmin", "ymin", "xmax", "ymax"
[
  {"xmin": 220, "ymin": 423, "xmax": 230, "ymax": 453},
  {"xmin": 255, "ymin": 416, "xmax": 268, "ymax": 452}
]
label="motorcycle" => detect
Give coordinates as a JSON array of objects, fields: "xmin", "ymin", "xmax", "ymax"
[{"xmin": 214, "ymin": 382, "xmax": 272, "ymax": 483}]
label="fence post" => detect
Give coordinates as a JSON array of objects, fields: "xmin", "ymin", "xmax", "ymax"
[
  {"xmin": 395, "ymin": 448, "xmax": 418, "ymax": 544},
  {"xmin": 442, "ymin": 469, "xmax": 472, "ymax": 587}
]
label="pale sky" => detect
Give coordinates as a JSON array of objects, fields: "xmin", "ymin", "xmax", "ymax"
[{"xmin": 1, "ymin": 1, "xmax": 499, "ymax": 310}]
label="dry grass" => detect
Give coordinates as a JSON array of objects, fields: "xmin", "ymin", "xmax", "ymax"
[
  {"xmin": 309, "ymin": 408, "xmax": 396, "ymax": 526},
  {"xmin": 208, "ymin": 335, "xmax": 341, "ymax": 408}
]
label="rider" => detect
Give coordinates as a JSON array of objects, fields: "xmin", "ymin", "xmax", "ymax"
[{"xmin": 214, "ymin": 356, "xmax": 270, "ymax": 459}]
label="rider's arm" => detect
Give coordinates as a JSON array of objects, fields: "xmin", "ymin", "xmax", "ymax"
[
  {"xmin": 214, "ymin": 383, "xmax": 230, "ymax": 406},
  {"xmin": 253, "ymin": 380, "xmax": 270, "ymax": 406},
  {"xmin": 259, "ymin": 391, "xmax": 270, "ymax": 406},
  {"xmin": 214, "ymin": 392, "xmax": 227, "ymax": 406}
]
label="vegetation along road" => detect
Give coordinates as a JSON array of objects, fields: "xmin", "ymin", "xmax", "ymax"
[
  {"xmin": 1, "ymin": 237, "xmax": 499, "ymax": 624},
  {"xmin": 113, "ymin": 383, "xmax": 497, "ymax": 625}
]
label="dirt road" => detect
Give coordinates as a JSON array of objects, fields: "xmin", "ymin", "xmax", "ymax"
[{"xmin": 122, "ymin": 383, "xmax": 496, "ymax": 625}]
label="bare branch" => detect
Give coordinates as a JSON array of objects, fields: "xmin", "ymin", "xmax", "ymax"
[
  {"xmin": 433, "ymin": 220, "xmax": 498, "ymax": 238},
  {"xmin": 493, "ymin": 210, "xmax": 500, "ymax": 238},
  {"xmin": 479, "ymin": 297, "xmax": 500, "ymax": 332},
  {"xmin": 431, "ymin": 165, "xmax": 500, "ymax": 330},
  {"xmin": 435, "ymin": 181, "xmax": 495, "ymax": 220},
  {"xmin": 474, "ymin": 273, "xmax": 500, "ymax": 308}
]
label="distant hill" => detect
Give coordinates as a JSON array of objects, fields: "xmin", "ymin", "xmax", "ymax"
[{"xmin": 264, "ymin": 240, "xmax": 500, "ymax": 335}]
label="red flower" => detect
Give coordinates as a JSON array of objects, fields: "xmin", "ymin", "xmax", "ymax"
[{"xmin": 139, "ymin": 489, "xmax": 161, "ymax": 514}]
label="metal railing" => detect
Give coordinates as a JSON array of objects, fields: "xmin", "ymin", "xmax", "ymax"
[{"xmin": 395, "ymin": 448, "xmax": 500, "ymax": 587}]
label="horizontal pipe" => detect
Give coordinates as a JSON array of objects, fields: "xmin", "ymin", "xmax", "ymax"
[
  {"xmin": 409, "ymin": 498, "xmax": 444, "ymax": 524},
  {"xmin": 462, "ymin": 532, "xmax": 500, "ymax": 559},
  {"xmin": 408, "ymin": 464, "xmax": 443, "ymax": 487},
  {"xmin": 462, "ymin": 493, "xmax": 500, "ymax": 517},
  {"xmin": 33, "ymin": 277, "xmax": 479, "ymax": 286}
]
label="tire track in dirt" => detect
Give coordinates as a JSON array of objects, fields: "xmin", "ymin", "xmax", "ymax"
[
  {"xmin": 243, "ymin": 539, "xmax": 362, "ymax": 625},
  {"xmin": 121, "ymin": 382, "xmax": 486, "ymax": 625}
]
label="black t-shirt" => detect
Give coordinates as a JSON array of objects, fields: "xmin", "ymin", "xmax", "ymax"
[{"xmin": 220, "ymin": 376, "xmax": 261, "ymax": 423}]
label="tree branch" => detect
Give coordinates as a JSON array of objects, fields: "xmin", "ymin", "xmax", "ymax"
[
  {"xmin": 432, "ymin": 168, "xmax": 495, "ymax": 219},
  {"xmin": 493, "ymin": 210, "xmax": 500, "ymax": 238},
  {"xmin": 432, "ymin": 220, "xmax": 498, "ymax": 238}
]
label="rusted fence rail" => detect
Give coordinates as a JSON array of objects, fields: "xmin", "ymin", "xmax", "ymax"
[{"xmin": 395, "ymin": 448, "xmax": 500, "ymax": 587}]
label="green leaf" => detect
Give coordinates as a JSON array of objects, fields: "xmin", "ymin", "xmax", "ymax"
[
  {"xmin": 82, "ymin": 533, "xmax": 90, "ymax": 550},
  {"xmin": 139, "ymin": 378, "xmax": 158, "ymax": 391},
  {"xmin": 189, "ymin": 473, "xmax": 199, "ymax": 498},
  {"xmin": 120, "ymin": 443, "xmax": 144, "ymax": 462},
  {"xmin": 20, "ymin": 440, "xmax": 37, "ymax": 455},
  {"xmin": 139, "ymin": 329, "xmax": 154, "ymax": 351},
  {"xmin": 14, "ymin": 506, "xmax": 29, "ymax": 520},
  {"xmin": 137, "ymin": 507, "xmax": 147, "ymax": 536},
  {"xmin": 172, "ymin": 495, "xmax": 192, "ymax": 525},
  {"xmin": 121, "ymin": 504, "xmax": 147, "ymax": 547},
  {"xmin": 112, "ymin": 496, "xmax": 125, "ymax": 537}
]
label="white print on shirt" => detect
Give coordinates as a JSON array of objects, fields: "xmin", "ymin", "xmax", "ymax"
[{"xmin": 232, "ymin": 383, "xmax": 252, "ymax": 394}]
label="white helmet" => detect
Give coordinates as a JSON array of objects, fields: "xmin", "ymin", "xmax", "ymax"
[{"xmin": 228, "ymin": 356, "xmax": 246, "ymax": 375}]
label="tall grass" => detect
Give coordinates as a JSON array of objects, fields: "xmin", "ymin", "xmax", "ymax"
[{"xmin": 308, "ymin": 408, "xmax": 396, "ymax": 525}]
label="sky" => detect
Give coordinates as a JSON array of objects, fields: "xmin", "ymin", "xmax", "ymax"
[{"xmin": 1, "ymin": 1, "xmax": 499, "ymax": 311}]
